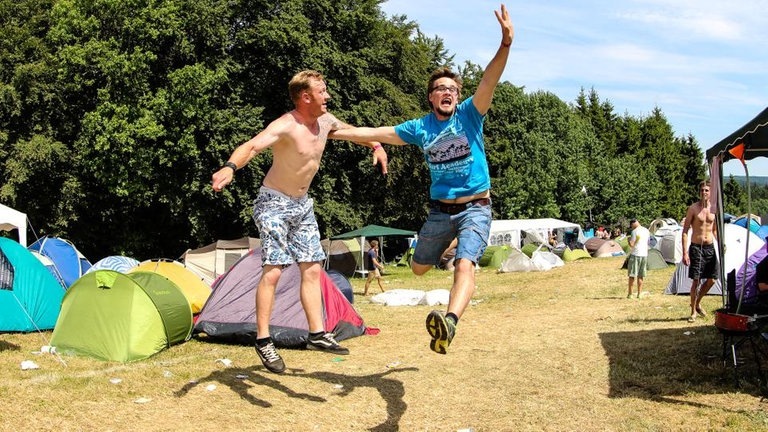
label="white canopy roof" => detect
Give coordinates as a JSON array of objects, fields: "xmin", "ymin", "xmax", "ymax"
[
  {"xmin": 489, "ymin": 218, "xmax": 581, "ymax": 248},
  {"xmin": 0, "ymin": 203, "xmax": 27, "ymax": 246}
]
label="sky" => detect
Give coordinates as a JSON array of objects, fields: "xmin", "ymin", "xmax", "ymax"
[{"xmin": 379, "ymin": 0, "xmax": 768, "ymax": 176}]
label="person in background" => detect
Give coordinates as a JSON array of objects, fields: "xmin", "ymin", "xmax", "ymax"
[
  {"xmin": 627, "ymin": 219, "xmax": 650, "ymax": 299},
  {"xmin": 364, "ymin": 239, "xmax": 386, "ymax": 295},
  {"xmin": 329, "ymin": 5, "xmax": 513, "ymax": 355},
  {"xmin": 682, "ymin": 180, "xmax": 719, "ymax": 322},
  {"xmin": 211, "ymin": 70, "xmax": 387, "ymax": 373}
]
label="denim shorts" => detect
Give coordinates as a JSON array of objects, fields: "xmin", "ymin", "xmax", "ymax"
[
  {"xmin": 412, "ymin": 200, "xmax": 492, "ymax": 266},
  {"xmin": 252, "ymin": 186, "xmax": 326, "ymax": 266}
]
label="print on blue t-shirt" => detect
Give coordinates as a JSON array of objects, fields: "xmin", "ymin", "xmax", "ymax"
[{"xmin": 394, "ymin": 96, "xmax": 490, "ymax": 200}]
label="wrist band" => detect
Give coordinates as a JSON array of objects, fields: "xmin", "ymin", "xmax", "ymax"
[
  {"xmin": 222, "ymin": 161, "xmax": 238, "ymax": 172},
  {"xmin": 501, "ymin": 40, "xmax": 511, "ymax": 48},
  {"xmin": 372, "ymin": 144, "xmax": 382, "ymax": 151}
]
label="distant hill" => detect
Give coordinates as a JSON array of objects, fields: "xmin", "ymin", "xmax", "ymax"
[{"xmin": 729, "ymin": 176, "xmax": 768, "ymax": 186}]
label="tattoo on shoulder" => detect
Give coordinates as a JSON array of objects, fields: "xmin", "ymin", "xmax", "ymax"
[{"xmin": 322, "ymin": 113, "xmax": 350, "ymax": 131}]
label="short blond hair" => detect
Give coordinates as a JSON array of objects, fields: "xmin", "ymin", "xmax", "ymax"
[{"xmin": 288, "ymin": 70, "xmax": 324, "ymax": 103}]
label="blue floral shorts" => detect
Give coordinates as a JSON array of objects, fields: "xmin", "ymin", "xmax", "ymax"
[{"xmin": 252, "ymin": 186, "xmax": 326, "ymax": 266}]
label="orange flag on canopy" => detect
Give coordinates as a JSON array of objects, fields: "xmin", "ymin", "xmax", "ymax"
[{"xmin": 728, "ymin": 142, "xmax": 746, "ymax": 162}]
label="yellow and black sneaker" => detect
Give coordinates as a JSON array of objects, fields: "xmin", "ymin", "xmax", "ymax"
[{"xmin": 426, "ymin": 310, "xmax": 456, "ymax": 354}]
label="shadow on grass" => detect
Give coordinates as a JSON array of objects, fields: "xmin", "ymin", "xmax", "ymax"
[
  {"xmin": 174, "ymin": 364, "xmax": 418, "ymax": 432},
  {"xmin": 600, "ymin": 324, "xmax": 768, "ymax": 405},
  {"xmin": 0, "ymin": 339, "xmax": 20, "ymax": 352}
]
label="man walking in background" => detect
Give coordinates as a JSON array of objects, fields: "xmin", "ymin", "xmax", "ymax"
[
  {"xmin": 682, "ymin": 180, "xmax": 719, "ymax": 322},
  {"xmin": 627, "ymin": 218, "xmax": 649, "ymax": 299}
]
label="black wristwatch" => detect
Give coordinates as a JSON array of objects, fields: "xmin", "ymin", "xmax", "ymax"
[{"xmin": 222, "ymin": 161, "xmax": 237, "ymax": 172}]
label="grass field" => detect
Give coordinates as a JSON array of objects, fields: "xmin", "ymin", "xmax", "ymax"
[{"xmin": 2, "ymin": 256, "xmax": 768, "ymax": 431}]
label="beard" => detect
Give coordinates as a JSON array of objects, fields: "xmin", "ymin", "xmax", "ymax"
[{"xmin": 435, "ymin": 105, "xmax": 455, "ymax": 117}]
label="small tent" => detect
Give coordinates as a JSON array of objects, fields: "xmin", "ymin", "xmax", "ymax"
[
  {"xmin": 86, "ymin": 256, "xmax": 140, "ymax": 274},
  {"xmin": 330, "ymin": 224, "xmax": 416, "ymax": 276},
  {"xmin": 322, "ymin": 238, "xmax": 364, "ymax": 277},
  {"xmin": 653, "ymin": 225, "xmax": 683, "ymax": 263},
  {"xmin": 479, "ymin": 245, "xmax": 511, "ymax": 269},
  {"xmin": 585, "ymin": 238, "xmax": 625, "ymax": 258},
  {"xmin": 0, "ymin": 238, "xmax": 65, "ymax": 332},
  {"xmin": 181, "ymin": 237, "xmax": 260, "ymax": 286},
  {"xmin": 562, "ymin": 247, "xmax": 591, "ymax": 262},
  {"xmin": 194, "ymin": 248, "xmax": 376, "ymax": 347},
  {"xmin": 130, "ymin": 259, "xmax": 211, "ymax": 314},
  {"xmin": 50, "ymin": 270, "xmax": 192, "ymax": 362},
  {"xmin": 0, "ymin": 203, "xmax": 27, "ymax": 246},
  {"xmin": 28, "ymin": 236, "xmax": 91, "ymax": 288},
  {"xmin": 499, "ymin": 248, "xmax": 563, "ymax": 272}
]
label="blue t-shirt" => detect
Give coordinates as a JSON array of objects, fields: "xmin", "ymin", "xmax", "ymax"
[{"xmin": 394, "ymin": 96, "xmax": 490, "ymax": 200}]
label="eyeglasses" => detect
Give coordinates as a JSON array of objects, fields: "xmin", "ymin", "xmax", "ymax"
[{"xmin": 431, "ymin": 85, "xmax": 459, "ymax": 95}]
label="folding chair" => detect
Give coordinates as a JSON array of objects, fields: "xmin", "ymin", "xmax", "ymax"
[{"xmin": 715, "ymin": 270, "xmax": 768, "ymax": 390}]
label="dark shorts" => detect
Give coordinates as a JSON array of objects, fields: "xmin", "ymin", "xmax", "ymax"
[{"xmin": 687, "ymin": 243, "xmax": 719, "ymax": 280}]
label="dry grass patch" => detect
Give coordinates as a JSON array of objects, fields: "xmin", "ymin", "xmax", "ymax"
[{"xmin": 2, "ymin": 256, "xmax": 768, "ymax": 431}]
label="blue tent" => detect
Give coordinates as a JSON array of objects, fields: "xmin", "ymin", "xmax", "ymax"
[
  {"xmin": 86, "ymin": 256, "xmax": 140, "ymax": 274},
  {"xmin": 733, "ymin": 217, "xmax": 760, "ymax": 234},
  {"xmin": 28, "ymin": 236, "xmax": 92, "ymax": 288},
  {"xmin": 0, "ymin": 237, "xmax": 66, "ymax": 332}
]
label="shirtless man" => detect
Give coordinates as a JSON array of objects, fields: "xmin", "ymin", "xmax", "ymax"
[
  {"xmin": 211, "ymin": 70, "xmax": 386, "ymax": 373},
  {"xmin": 681, "ymin": 180, "xmax": 719, "ymax": 322},
  {"xmin": 330, "ymin": 4, "xmax": 514, "ymax": 354}
]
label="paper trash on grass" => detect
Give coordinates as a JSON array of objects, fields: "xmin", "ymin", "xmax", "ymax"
[
  {"xmin": 235, "ymin": 374, "xmax": 249, "ymax": 379},
  {"xmin": 206, "ymin": 384, "xmax": 217, "ymax": 391},
  {"xmin": 134, "ymin": 397, "xmax": 151, "ymax": 404},
  {"xmin": 109, "ymin": 378, "xmax": 123, "ymax": 384},
  {"xmin": 370, "ymin": 289, "xmax": 450, "ymax": 306},
  {"xmin": 215, "ymin": 358, "xmax": 233, "ymax": 367},
  {"xmin": 683, "ymin": 331, "xmax": 695, "ymax": 336},
  {"xmin": 20, "ymin": 360, "xmax": 40, "ymax": 370}
]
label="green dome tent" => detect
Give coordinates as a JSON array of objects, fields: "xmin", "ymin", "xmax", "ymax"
[
  {"xmin": 50, "ymin": 270, "xmax": 192, "ymax": 362},
  {"xmin": 479, "ymin": 245, "xmax": 511, "ymax": 269}
]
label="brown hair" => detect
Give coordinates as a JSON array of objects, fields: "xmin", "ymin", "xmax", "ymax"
[
  {"xmin": 288, "ymin": 70, "xmax": 324, "ymax": 103},
  {"xmin": 427, "ymin": 67, "xmax": 462, "ymax": 108},
  {"xmin": 699, "ymin": 180, "xmax": 710, "ymax": 189}
]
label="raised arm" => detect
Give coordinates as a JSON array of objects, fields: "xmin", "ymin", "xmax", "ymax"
[
  {"xmin": 211, "ymin": 117, "xmax": 287, "ymax": 192},
  {"xmin": 473, "ymin": 4, "xmax": 514, "ymax": 115}
]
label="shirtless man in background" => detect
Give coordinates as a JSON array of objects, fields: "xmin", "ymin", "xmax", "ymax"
[
  {"xmin": 212, "ymin": 70, "xmax": 386, "ymax": 373},
  {"xmin": 681, "ymin": 180, "xmax": 719, "ymax": 323}
]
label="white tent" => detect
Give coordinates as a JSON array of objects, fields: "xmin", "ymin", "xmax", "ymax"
[
  {"xmin": 664, "ymin": 223, "xmax": 764, "ymax": 295},
  {"xmin": 181, "ymin": 237, "xmax": 260, "ymax": 286},
  {"xmin": 489, "ymin": 218, "xmax": 582, "ymax": 248},
  {"xmin": 0, "ymin": 203, "xmax": 27, "ymax": 246}
]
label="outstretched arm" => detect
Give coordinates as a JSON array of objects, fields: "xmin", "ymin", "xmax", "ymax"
[
  {"xmin": 327, "ymin": 114, "xmax": 390, "ymax": 175},
  {"xmin": 330, "ymin": 126, "xmax": 408, "ymax": 176},
  {"xmin": 473, "ymin": 4, "xmax": 514, "ymax": 115},
  {"xmin": 211, "ymin": 117, "xmax": 286, "ymax": 192}
]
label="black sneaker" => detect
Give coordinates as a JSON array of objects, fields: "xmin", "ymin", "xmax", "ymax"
[
  {"xmin": 306, "ymin": 332, "xmax": 350, "ymax": 355},
  {"xmin": 426, "ymin": 310, "xmax": 456, "ymax": 354},
  {"xmin": 255, "ymin": 341, "xmax": 285, "ymax": 374}
]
